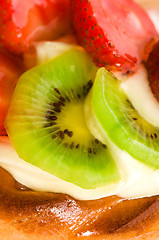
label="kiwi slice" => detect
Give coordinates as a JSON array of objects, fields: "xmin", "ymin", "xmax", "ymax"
[
  {"xmin": 86, "ymin": 67, "xmax": 159, "ymax": 170},
  {"xmin": 5, "ymin": 49, "xmax": 120, "ymax": 189}
]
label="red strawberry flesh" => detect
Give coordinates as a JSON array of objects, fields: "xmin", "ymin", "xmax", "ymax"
[
  {"xmin": 0, "ymin": 0, "xmax": 71, "ymax": 55},
  {"xmin": 71, "ymin": 0, "xmax": 158, "ymax": 72}
]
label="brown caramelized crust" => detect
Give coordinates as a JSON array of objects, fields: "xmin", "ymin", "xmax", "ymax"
[{"xmin": 0, "ymin": 167, "xmax": 159, "ymax": 240}]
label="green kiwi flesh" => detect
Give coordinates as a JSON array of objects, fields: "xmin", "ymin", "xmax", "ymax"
[
  {"xmin": 5, "ymin": 49, "xmax": 120, "ymax": 189},
  {"xmin": 88, "ymin": 67, "xmax": 159, "ymax": 169}
]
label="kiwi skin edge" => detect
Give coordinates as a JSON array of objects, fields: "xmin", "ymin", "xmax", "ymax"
[{"xmin": 5, "ymin": 49, "xmax": 120, "ymax": 189}]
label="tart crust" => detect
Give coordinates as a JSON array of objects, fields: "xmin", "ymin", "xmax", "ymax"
[{"xmin": 0, "ymin": 167, "xmax": 159, "ymax": 239}]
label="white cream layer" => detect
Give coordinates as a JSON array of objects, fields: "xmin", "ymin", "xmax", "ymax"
[{"xmin": 1, "ymin": 136, "xmax": 159, "ymax": 200}]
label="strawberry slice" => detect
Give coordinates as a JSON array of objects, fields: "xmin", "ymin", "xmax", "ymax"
[
  {"xmin": 71, "ymin": 0, "xmax": 158, "ymax": 72},
  {"xmin": 0, "ymin": 49, "xmax": 24, "ymax": 135},
  {"xmin": 144, "ymin": 41, "xmax": 159, "ymax": 102},
  {"xmin": 0, "ymin": 0, "xmax": 71, "ymax": 55}
]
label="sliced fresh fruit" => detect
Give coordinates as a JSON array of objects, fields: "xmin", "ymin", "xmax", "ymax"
[
  {"xmin": 5, "ymin": 49, "xmax": 120, "ymax": 189},
  {"xmin": 144, "ymin": 41, "xmax": 159, "ymax": 102},
  {"xmin": 85, "ymin": 67, "xmax": 159, "ymax": 169},
  {"xmin": 0, "ymin": 49, "xmax": 23, "ymax": 136},
  {"xmin": 71, "ymin": 0, "xmax": 158, "ymax": 72},
  {"xmin": 0, "ymin": 0, "xmax": 71, "ymax": 55}
]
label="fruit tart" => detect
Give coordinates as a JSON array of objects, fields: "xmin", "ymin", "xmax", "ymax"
[{"xmin": 0, "ymin": 0, "xmax": 159, "ymax": 239}]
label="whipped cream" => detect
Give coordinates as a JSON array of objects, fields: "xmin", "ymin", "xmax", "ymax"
[{"xmin": 1, "ymin": 135, "xmax": 159, "ymax": 200}]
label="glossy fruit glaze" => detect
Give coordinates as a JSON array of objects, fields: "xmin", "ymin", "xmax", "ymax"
[
  {"xmin": 71, "ymin": 0, "xmax": 158, "ymax": 73},
  {"xmin": 0, "ymin": 0, "xmax": 71, "ymax": 55}
]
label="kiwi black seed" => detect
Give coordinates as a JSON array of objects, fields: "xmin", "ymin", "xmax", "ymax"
[{"xmin": 5, "ymin": 49, "xmax": 120, "ymax": 189}]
